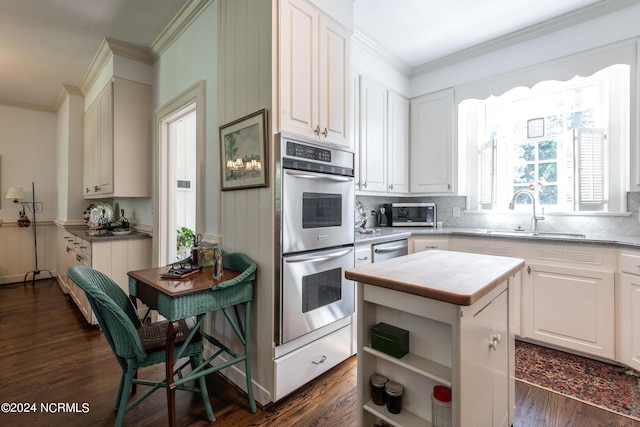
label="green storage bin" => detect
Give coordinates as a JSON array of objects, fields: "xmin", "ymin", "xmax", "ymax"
[{"xmin": 371, "ymin": 322, "xmax": 409, "ymax": 359}]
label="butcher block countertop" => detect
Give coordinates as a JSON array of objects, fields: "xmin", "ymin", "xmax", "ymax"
[{"xmin": 345, "ymin": 249, "xmax": 525, "ymax": 306}]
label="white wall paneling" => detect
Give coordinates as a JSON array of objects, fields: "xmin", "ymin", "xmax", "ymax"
[{"xmin": 216, "ymin": 0, "xmax": 274, "ymax": 406}]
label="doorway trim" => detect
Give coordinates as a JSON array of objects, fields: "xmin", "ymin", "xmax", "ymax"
[{"xmin": 154, "ymin": 80, "xmax": 206, "ymax": 266}]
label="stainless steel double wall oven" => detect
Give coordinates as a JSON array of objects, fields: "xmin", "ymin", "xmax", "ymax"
[{"xmin": 275, "ymin": 133, "xmax": 355, "ymax": 346}]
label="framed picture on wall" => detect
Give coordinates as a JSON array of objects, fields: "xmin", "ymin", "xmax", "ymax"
[
  {"xmin": 527, "ymin": 117, "xmax": 545, "ymax": 138},
  {"xmin": 219, "ymin": 109, "xmax": 268, "ymax": 190}
]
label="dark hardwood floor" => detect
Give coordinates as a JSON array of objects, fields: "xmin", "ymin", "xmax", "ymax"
[{"xmin": 1, "ymin": 278, "xmax": 638, "ymax": 426}]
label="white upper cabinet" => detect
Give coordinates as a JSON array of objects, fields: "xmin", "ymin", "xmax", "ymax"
[
  {"xmin": 279, "ymin": 0, "xmax": 351, "ymax": 148},
  {"xmin": 358, "ymin": 75, "xmax": 387, "ymax": 192},
  {"xmin": 83, "ymin": 77, "xmax": 151, "ymax": 199},
  {"xmin": 84, "ymin": 82, "xmax": 113, "ymax": 197},
  {"xmin": 410, "ymin": 88, "xmax": 455, "ymax": 194},
  {"xmin": 386, "ymin": 90, "xmax": 409, "ymax": 194},
  {"xmin": 356, "ymin": 75, "xmax": 408, "ymax": 194}
]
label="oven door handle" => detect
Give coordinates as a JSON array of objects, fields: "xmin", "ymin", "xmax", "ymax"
[
  {"xmin": 284, "ymin": 248, "xmax": 354, "ymax": 263},
  {"xmin": 284, "ymin": 169, "xmax": 353, "ymax": 183},
  {"xmin": 374, "ymin": 242, "xmax": 409, "ymax": 253}
]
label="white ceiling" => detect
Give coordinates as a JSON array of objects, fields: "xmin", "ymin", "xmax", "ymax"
[
  {"xmin": 354, "ymin": 0, "xmax": 604, "ymax": 68},
  {"xmin": 0, "ymin": 0, "xmax": 622, "ymax": 110},
  {"xmin": 0, "ymin": 0, "xmax": 187, "ymax": 109}
]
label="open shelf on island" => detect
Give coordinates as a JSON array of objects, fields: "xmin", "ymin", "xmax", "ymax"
[
  {"xmin": 363, "ymin": 345, "xmax": 452, "ymax": 387},
  {"xmin": 363, "ymin": 399, "xmax": 432, "ymax": 427}
]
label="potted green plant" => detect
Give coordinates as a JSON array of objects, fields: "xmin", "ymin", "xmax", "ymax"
[{"xmin": 176, "ymin": 227, "xmax": 195, "ymax": 260}]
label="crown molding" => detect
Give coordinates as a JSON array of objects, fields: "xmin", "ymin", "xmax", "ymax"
[
  {"xmin": 0, "ymin": 98, "xmax": 55, "ymax": 113},
  {"xmin": 53, "ymin": 85, "xmax": 83, "ymax": 112},
  {"xmin": 411, "ymin": 0, "xmax": 639, "ymax": 77},
  {"xmin": 149, "ymin": 0, "xmax": 214, "ymax": 59},
  {"xmin": 79, "ymin": 38, "xmax": 153, "ymax": 95},
  {"xmin": 352, "ymin": 29, "xmax": 413, "ymax": 77}
]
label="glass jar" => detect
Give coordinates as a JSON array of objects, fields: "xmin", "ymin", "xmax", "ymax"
[
  {"xmin": 431, "ymin": 385, "xmax": 452, "ymax": 427},
  {"xmin": 369, "ymin": 373, "xmax": 388, "ymax": 405},
  {"xmin": 384, "ymin": 381, "xmax": 403, "ymax": 414},
  {"xmin": 197, "ymin": 243, "xmax": 216, "ymax": 267}
]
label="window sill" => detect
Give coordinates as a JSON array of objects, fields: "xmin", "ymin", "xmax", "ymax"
[{"xmin": 464, "ymin": 209, "xmax": 633, "ymax": 217}]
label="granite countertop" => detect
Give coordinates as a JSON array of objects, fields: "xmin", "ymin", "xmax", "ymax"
[
  {"xmin": 345, "ymin": 249, "xmax": 525, "ymax": 306},
  {"xmin": 354, "ymin": 226, "xmax": 640, "ymax": 249},
  {"xmin": 66, "ymin": 226, "xmax": 151, "ymax": 243}
]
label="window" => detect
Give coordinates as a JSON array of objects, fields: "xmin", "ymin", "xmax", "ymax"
[{"xmin": 462, "ymin": 64, "xmax": 628, "ymax": 213}]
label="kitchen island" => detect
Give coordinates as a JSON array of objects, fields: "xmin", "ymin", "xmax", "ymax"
[{"xmin": 346, "ymin": 249, "xmax": 524, "ymax": 427}]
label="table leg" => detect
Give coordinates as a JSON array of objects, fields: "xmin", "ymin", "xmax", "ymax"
[{"xmin": 166, "ymin": 321, "xmax": 179, "ymax": 427}]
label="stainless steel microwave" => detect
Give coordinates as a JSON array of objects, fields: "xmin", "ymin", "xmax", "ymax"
[{"xmin": 387, "ymin": 202, "xmax": 436, "ymax": 227}]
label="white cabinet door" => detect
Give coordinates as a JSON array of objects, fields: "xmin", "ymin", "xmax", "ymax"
[
  {"xmin": 387, "ymin": 90, "xmax": 408, "ymax": 194},
  {"xmin": 279, "ymin": 0, "xmax": 318, "ymax": 141},
  {"xmin": 354, "ymin": 244, "xmax": 371, "ymax": 266},
  {"xmin": 410, "ymin": 88, "xmax": 455, "ymax": 194},
  {"xmin": 318, "ymin": 14, "xmax": 350, "ymax": 147},
  {"xmin": 522, "ymin": 263, "xmax": 614, "ymax": 358},
  {"xmin": 358, "ymin": 75, "xmax": 387, "ymax": 192},
  {"xmin": 620, "ymin": 272, "xmax": 640, "ymax": 371},
  {"xmin": 84, "ymin": 78, "xmax": 150, "ymax": 199},
  {"xmin": 460, "ymin": 289, "xmax": 509, "ymax": 427},
  {"xmin": 279, "ymin": 0, "xmax": 350, "ymax": 147},
  {"xmin": 84, "ymin": 82, "xmax": 113, "ymax": 197}
]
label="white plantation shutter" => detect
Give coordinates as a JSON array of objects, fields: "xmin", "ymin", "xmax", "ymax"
[
  {"xmin": 574, "ymin": 128, "xmax": 606, "ymax": 211},
  {"xmin": 559, "ymin": 132, "xmax": 574, "ymax": 207},
  {"xmin": 479, "ymin": 139, "xmax": 496, "ymax": 209}
]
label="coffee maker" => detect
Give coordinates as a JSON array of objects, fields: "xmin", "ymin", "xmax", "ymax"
[{"xmin": 377, "ymin": 205, "xmax": 391, "ymax": 226}]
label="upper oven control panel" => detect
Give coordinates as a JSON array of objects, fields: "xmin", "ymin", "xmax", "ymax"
[
  {"xmin": 279, "ymin": 133, "xmax": 354, "ymax": 177},
  {"xmin": 286, "ymin": 141, "xmax": 332, "ymax": 163}
]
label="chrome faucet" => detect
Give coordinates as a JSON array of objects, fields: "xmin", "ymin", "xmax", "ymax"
[{"xmin": 508, "ymin": 190, "xmax": 545, "ymax": 233}]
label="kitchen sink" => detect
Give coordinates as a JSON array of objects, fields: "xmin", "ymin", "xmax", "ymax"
[
  {"xmin": 533, "ymin": 232, "xmax": 587, "ymax": 239},
  {"xmin": 476, "ymin": 230, "xmax": 586, "ymax": 239}
]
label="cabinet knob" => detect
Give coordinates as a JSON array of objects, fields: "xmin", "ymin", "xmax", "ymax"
[
  {"xmin": 314, "ymin": 125, "xmax": 321, "ymax": 136},
  {"xmin": 362, "ymin": 181, "xmax": 367, "ymax": 189},
  {"xmin": 489, "ymin": 340, "xmax": 498, "ymax": 351},
  {"xmin": 492, "ymin": 334, "xmax": 502, "ymax": 343},
  {"xmin": 85, "ymin": 187, "xmax": 91, "ymax": 194},
  {"xmin": 322, "ymin": 127, "xmax": 328, "ymax": 137},
  {"xmin": 388, "ymin": 184, "xmax": 394, "ymax": 190},
  {"xmin": 94, "ymin": 185, "xmax": 100, "ymax": 192},
  {"xmin": 357, "ymin": 256, "xmax": 369, "ymax": 261}
]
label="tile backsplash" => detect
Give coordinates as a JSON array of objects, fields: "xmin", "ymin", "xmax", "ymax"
[{"xmin": 356, "ymin": 192, "xmax": 640, "ymax": 236}]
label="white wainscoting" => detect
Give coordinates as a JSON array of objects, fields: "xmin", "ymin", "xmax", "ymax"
[{"xmin": 0, "ymin": 220, "xmax": 58, "ymax": 285}]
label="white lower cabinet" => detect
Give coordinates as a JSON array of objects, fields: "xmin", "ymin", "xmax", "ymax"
[
  {"xmin": 64, "ymin": 235, "xmax": 152, "ymax": 325},
  {"xmin": 67, "ymin": 237, "xmax": 94, "ymax": 324},
  {"xmin": 274, "ymin": 325, "xmax": 351, "ymax": 401},
  {"xmin": 522, "ymin": 263, "xmax": 615, "ymax": 359},
  {"xmin": 355, "ymin": 243, "xmax": 372, "ymax": 266},
  {"xmin": 460, "ymin": 288, "xmax": 510, "ymax": 427},
  {"xmin": 358, "ymin": 279, "xmax": 513, "ymax": 426},
  {"xmin": 618, "ymin": 251, "xmax": 640, "ymax": 371}
]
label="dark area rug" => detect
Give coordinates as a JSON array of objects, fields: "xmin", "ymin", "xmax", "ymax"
[{"xmin": 515, "ymin": 340, "xmax": 640, "ymax": 420}]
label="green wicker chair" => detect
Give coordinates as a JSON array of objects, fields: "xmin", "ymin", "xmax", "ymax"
[{"xmin": 67, "ymin": 265, "xmax": 214, "ymax": 427}]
